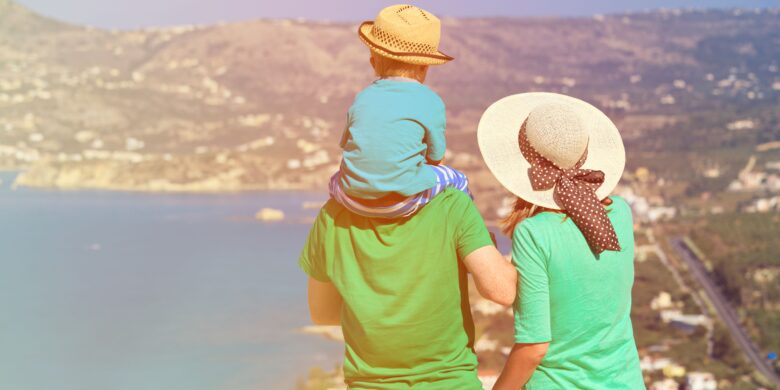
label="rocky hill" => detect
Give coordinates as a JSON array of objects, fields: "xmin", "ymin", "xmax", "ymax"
[{"xmin": 1, "ymin": 1, "xmax": 779, "ymax": 201}]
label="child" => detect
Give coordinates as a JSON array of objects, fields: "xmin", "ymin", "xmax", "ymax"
[
  {"xmin": 477, "ymin": 93, "xmax": 644, "ymax": 389},
  {"xmin": 329, "ymin": 4, "xmax": 471, "ymax": 218}
]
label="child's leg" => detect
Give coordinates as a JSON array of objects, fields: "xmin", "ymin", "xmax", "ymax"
[
  {"xmin": 423, "ymin": 165, "xmax": 472, "ymax": 200},
  {"xmin": 329, "ymin": 171, "xmax": 420, "ymax": 218},
  {"xmin": 328, "ymin": 166, "xmax": 471, "ymax": 219},
  {"xmin": 402, "ymin": 164, "xmax": 472, "ymax": 212}
]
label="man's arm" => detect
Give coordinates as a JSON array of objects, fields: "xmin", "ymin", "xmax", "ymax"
[
  {"xmin": 307, "ymin": 277, "xmax": 343, "ymax": 325},
  {"xmin": 493, "ymin": 342, "xmax": 550, "ymax": 390},
  {"xmin": 462, "ymin": 245, "xmax": 517, "ymax": 306}
]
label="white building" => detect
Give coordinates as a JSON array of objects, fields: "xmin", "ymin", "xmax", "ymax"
[
  {"xmin": 686, "ymin": 372, "xmax": 717, "ymax": 390},
  {"xmin": 660, "ymin": 310, "xmax": 710, "ymax": 327},
  {"xmin": 647, "ymin": 206, "xmax": 676, "ymax": 222},
  {"xmin": 640, "ymin": 356, "xmax": 673, "ymax": 372},
  {"xmin": 651, "ymin": 291, "xmax": 676, "ymax": 311},
  {"xmin": 651, "ymin": 378, "xmax": 680, "ymax": 390}
]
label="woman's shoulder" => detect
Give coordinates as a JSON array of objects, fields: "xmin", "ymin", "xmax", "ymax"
[
  {"xmin": 608, "ymin": 195, "xmax": 629, "ymax": 208},
  {"xmin": 515, "ymin": 198, "xmax": 627, "ymax": 238},
  {"xmin": 606, "ymin": 195, "xmax": 632, "ymax": 218},
  {"xmin": 521, "ymin": 210, "xmax": 565, "ymax": 229},
  {"xmin": 513, "ymin": 212, "xmax": 552, "ymax": 240}
]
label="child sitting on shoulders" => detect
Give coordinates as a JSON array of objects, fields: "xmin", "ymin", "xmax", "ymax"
[{"xmin": 329, "ymin": 4, "xmax": 470, "ymax": 218}]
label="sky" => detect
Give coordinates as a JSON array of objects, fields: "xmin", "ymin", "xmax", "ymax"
[{"xmin": 15, "ymin": 0, "xmax": 780, "ymax": 29}]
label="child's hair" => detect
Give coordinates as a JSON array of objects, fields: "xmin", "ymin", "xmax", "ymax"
[
  {"xmin": 500, "ymin": 196, "xmax": 613, "ymax": 237},
  {"xmin": 370, "ymin": 50, "xmax": 428, "ymax": 83}
]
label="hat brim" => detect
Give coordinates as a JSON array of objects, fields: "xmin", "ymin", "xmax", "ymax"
[
  {"xmin": 477, "ymin": 92, "xmax": 625, "ymax": 210},
  {"xmin": 358, "ymin": 22, "xmax": 453, "ymax": 66}
]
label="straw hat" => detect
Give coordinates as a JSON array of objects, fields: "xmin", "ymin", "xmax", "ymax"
[
  {"xmin": 477, "ymin": 92, "xmax": 625, "ymax": 210},
  {"xmin": 358, "ymin": 5, "xmax": 453, "ymax": 66}
]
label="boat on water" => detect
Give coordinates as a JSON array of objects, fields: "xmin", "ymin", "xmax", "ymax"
[
  {"xmin": 301, "ymin": 200, "xmax": 325, "ymax": 210},
  {"xmin": 255, "ymin": 208, "xmax": 285, "ymax": 221}
]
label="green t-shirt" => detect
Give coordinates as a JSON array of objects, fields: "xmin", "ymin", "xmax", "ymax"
[
  {"xmin": 299, "ymin": 189, "xmax": 492, "ymax": 389},
  {"xmin": 512, "ymin": 196, "xmax": 644, "ymax": 389}
]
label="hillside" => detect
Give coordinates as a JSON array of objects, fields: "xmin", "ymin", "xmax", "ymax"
[{"xmin": 1, "ymin": 2, "xmax": 778, "ymax": 199}]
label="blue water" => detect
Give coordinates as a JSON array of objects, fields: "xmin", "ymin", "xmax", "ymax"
[{"xmin": 0, "ymin": 172, "xmax": 342, "ymax": 390}]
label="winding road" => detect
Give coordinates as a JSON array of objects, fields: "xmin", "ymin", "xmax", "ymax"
[{"xmin": 670, "ymin": 237, "xmax": 780, "ymax": 386}]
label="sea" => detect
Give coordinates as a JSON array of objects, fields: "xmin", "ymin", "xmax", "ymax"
[{"xmin": 0, "ymin": 171, "xmax": 343, "ymax": 390}]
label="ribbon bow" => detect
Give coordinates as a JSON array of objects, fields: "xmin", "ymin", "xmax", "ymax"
[{"xmin": 520, "ymin": 125, "xmax": 621, "ymax": 254}]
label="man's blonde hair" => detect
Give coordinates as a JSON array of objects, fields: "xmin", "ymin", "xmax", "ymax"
[{"xmin": 370, "ymin": 51, "xmax": 429, "ymax": 83}]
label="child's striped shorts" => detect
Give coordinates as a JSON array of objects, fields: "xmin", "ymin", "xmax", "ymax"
[{"xmin": 329, "ymin": 165, "xmax": 472, "ymax": 219}]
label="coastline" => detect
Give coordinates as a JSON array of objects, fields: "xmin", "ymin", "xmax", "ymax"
[
  {"xmin": 0, "ymin": 187, "xmax": 343, "ymax": 390},
  {"xmin": 9, "ymin": 171, "xmax": 328, "ymax": 195},
  {"xmin": 10, "ymin": 159, "xmax": 335, "ymax": 195},
  {"xmin": 12, "ymin": 181, "xmax": 328, "ymax": 195}
]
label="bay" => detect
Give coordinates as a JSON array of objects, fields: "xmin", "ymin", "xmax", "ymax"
[{"xmin": 0, "ymin": 172, "xmax": 342, "ymax": 390}]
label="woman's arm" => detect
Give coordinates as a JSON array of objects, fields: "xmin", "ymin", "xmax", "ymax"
[
  {"xmin": 307, "ymin": 277, "xmax": 343, "ymax": 325},
  {"xmin": 493, "ymin": 342, "xmax": 550, "ymax": 390},
  {"xmin": 494, "ymin": 221, "xmax": 551, "ymax": 388},
  {"xmin": 463, "ymin": 246, "xmax": 517, "ymax": 306}
]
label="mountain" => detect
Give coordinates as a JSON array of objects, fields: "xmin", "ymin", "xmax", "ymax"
[
  {"xmin": 0, "ymin": 0, "xmax": 68, "ymax": 34},
  {"xmin": 1, "ymin": 2, "xmax": 779, "ymax": 198}
]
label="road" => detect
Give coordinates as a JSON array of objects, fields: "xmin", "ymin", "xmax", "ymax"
[{"xmin": 670, "ymin": 237, "xmax": 780, "ymax": 385}]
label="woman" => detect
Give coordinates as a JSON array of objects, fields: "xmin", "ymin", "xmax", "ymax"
[{"xmin": 477, "ymin": 93, "xmax": 645, "ymax": 389}]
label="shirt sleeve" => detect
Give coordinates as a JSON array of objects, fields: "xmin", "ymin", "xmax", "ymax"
[
  {"xmin": 512, "ymin": 220, "xmax": 552, "ymax": 343},
  {"xmin": 454, "ymin": 192, "xmax": 494, "ymax": 260},
  {"xmin": 298, "ymin": 210, "xmax": 331, "ymax": 282},
  {"xmin": 423, "ymin": 97, "xmax": 447, "ymax": 162}
]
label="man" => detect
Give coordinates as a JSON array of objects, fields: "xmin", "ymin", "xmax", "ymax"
[{"xmin": 300, "ymin": 189, "xmax": 517, "ymax": 389}]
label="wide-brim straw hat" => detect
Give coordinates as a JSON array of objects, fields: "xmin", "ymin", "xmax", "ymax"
[
  {"xmin": 477, "ymin": 92, "xmax": 625, "ymax": 210},
  {"xmin": 358, "ymin": 4, "xmax": 453, "ymax": 66}
]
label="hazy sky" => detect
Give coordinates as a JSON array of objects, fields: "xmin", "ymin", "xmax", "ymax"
[{"xmin": 16, "ymin": 0, "xmax": 780, "ymax": 29}]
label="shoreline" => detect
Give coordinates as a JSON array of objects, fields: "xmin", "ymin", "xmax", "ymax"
[
  {"xmin": 7, "ymin": 176, "xmax": 329, "ymax": 196},
  {"xmin": 10, "ymin": 184, "xmax": 328, "ymax": 196}
]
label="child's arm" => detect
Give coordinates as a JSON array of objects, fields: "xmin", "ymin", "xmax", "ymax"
[
  {"xmin": 307, "ymin": 277, "xmax": 343, "ymax": 325},
  {"xmin": 493, "ymin": 343, "xmax": 550, "ymax": 390},
  {"xmin": 424, "ymin": 99, "xmax": 446, "ymax": 165},
  {"xmin": 339, "ymin": 112, "xmax": 351, "ymax": 148}
]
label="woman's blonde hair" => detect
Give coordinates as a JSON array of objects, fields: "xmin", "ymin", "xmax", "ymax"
[
  {"xmin": 370, "ymin": 51, "xmax": 428, "ymax": 83},
  {"xmin": 500, "ymin": 196, "xmax": 613, "ymax": 237}
]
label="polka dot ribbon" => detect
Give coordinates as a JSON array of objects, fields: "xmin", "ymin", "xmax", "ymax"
[{"xmin": 519, "ymin": 124, "xmax": 621, "ymax": 254}]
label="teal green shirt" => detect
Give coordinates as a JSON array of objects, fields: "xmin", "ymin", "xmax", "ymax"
[
  {"xmin": 299, "ymin": 189, "xmax": 490, "ymax": 389},
  {"xmin": 339, "ymin": 78, "xmax": 446, "ymax": 199},
  {"xmin": 512, "ymin": 196, "xmax": 644, "ymax": 389}
]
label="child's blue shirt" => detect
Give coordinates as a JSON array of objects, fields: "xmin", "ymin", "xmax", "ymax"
[{"xmin": 339, "ymin": 78, "xmax": 446, "ymax": 199}]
